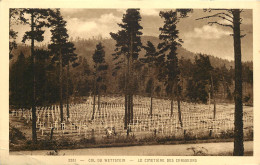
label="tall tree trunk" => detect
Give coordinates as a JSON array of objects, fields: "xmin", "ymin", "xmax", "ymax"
[
  {"xmin": 124, "ymin": 94, "xmax": 128, "ymax": 129},
  {"xmin": 129, "ymin": 32, "xmax": 134, "ymax": 124},
  {"xmin": 182, "ymin": 76, "xmax": 184, "ymax": 95},
  {"xmin": 92, "ymin": 70, "xmax": 97, "ymax": 120},
  {"xmin": 170, "ymin": 97, "xmax": 173, "ymax": 117},
  {"xmin": 213, "ymin": 97, "xmax": 216, "ymax": 118},
  {"xmin": 66, "ymin": 63, "xmax": 70, "ymax": 119},
  {"xmin": 59, "ymin": 48, "xmax": 63, "ymax": 123},
  {"xmin": 177, "ymin": 86, "xmax": 183, "ymax": 128},
  {"xmin": 43, "ymin": 58, "xmax": 47, "ymax": 104},
  {"xmin": 232, "ymin": 9, "xmax": 244, "ymax": 156},
  {"xmin": 222, "ymin": 75, "xmax": 226, "ymax": 99},
  {"xmin": 208, "ymin": 91, "xmax": 211, "ymax": 110},
  {"xmin": 92, "ymin": 94, "xmax": 96, "ymax": 120},
  {"xmin": 124, "ymin": 54, "xmax": 128, "ymax": 129},
  {"xmin": 170, "ymin": 82, "xmax": 175, "ymax": 117},
  {"xmin": 150, "ymin": 74, "xmax": 153, "ymax": 118},
  {"xmin": 211, "ymin": 74, "xmax": 216, "ymax": 119},
  {"xmin": 98, "ymin": 89, "xmax": 100, "ymax": 115},
  {"xmin": 126, "ymin": 53, "xmax": 130, "ymax": 128},
  {"xmin": 31, "ymin": 12, "xmax": 37, "ymax": 144},
  {"xmin": 150, "ymin": 90, "xmax": 153, "ymax": 118},
  {"xmin": 177, "ymin": 97, "xmax": 182, "ymax": 127},
  {"xmin": 130, "ymin": 94, "xmax": 133, "ymax": 123},
  {"xmin": 127, "ymin": 94, "xmax": 131, "ymax": 125}
]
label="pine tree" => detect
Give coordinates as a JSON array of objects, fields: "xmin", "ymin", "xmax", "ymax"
[
  {"xmin": 187, "ymin": 54, "xmax": 213, "ymax": 103},
  {"xmin": 196, "ymin": 9, "xmax": 245, "ymax": 155},
  {"xmin": 91, "ymin": 42, "xmax": 108, "ymax": 120},
  {"xmin": 20, "ymin": 8, "xmax": 52, "ymax": 143},
  {"xmin": 158, "ymin": 10, "xmax": 183, "ymax": 127},
  {"xmin": 34, "ymin": 49, "xmax": 52, "ymax": 106},
  {"xmin": 48, "ymin": 9, "xmax": 77, "ymax": 123},
  {"xmin": 110, "ymin": 9, "xmax": 143, "ymax": 128},
  {"xmin": 232, "ymin": 9, "xmax": 244, "ymax": 156},
  {"xmin": 141, "ymin": 41, "xmax": 159, "ymax": 117},
  {"xmin": 63, "ymin": 42, "xmax": 78, "ymax": 120},
  {"xmin": 74, "ymin": 57, "xmax": 91, "ymax": 97}
]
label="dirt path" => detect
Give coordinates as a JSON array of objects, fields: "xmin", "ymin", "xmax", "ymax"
[{"xmin": 10, "ymin": 141, "xmax": 253, "ymax": 156}]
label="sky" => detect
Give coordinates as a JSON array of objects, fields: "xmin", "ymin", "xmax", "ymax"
[{"xmin": 11, "ymin": 9, "xmax": 253, "ymax": 61}]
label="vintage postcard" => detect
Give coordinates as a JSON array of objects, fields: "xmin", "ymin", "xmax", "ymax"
[{"xmin": 0, "ymin": 0, "xmax": 260, "ymax": 164}]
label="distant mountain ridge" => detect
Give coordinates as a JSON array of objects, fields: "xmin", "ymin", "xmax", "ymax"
[
  {"xmin": 71, "ymin": 35, "xmax": 252, "ymax": 69},
  {"xmin": 10, "ymin": 36, "xmax": 253, "ymax": 70}
]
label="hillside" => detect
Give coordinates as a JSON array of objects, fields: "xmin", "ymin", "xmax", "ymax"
[
  {"xmin": 72, "ymin": 36, "xmax": 238, "ymax": 69},
  {"xmin": 10, "ymin": 36, "xmax": 252, "ymax": 69}
]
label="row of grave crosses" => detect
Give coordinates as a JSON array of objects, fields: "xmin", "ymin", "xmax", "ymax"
[{"xmin": 10, "ymin": 101, "xmax": 251, "ymax": 138}]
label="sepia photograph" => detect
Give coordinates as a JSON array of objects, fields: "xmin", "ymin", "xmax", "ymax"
[
  {"xmin": 8, "ymin": 8, "xmax": 253, "ymax": 156},
  {"xmin": 1, "ymin": 1, "xmax": 260, "ymax": 164}
]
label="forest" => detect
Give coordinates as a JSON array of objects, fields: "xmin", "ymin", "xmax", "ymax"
[
  {"xmin": 10, "ymin": 34, "xmax": 253, "ymax": 107},
  {"xmin": 9, "ymin": 8, "xmax": 253, "ymax": 156}
]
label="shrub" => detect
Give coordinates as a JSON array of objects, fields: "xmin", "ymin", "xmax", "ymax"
[
  {"xmin": 139, "ymin": 136, "xmax": 156, "ymax": 143},
  {"xmin": 246, "ymin": 128, "xmax": 253, "ymax": 140},
  {"xmin": 46, "ymin": 150, "xmax": 59, "ymax": 156},
  {"xmin": 57, "ymin": 137, "xmax": 76, "ymax": 147},
  {"xmin": 79, "ymin": 137, "xmax": 96, "ymax": 144},
  {"xmin": 119, "ymin": 134, "xmax": 137, "ymax": 143},
  {"xmin": 219, "ymin": 129, "xmax": 234, "ymax": 139},
  {"xmin": 9, "ymin": 126, "xmax": 26, "ymax": 143},
  {"xmin": 23, "ymin": 139, "xmax": 58, "ymax": 150},
  {"xmin": 184, "ymin": 131, "xmax": 197, "ymax": 141},
  {"xmin": 156, "ymin": 135, "xmax": 176, "ymax": 143},
  {"xmin": 187, "ymin": 146, "xmax": 208, "ymax": 156}
]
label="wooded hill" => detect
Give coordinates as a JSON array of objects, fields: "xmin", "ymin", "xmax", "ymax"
[
  {"xmin": 10, "ymin": 36, "xmax": 253, "ymax": 70},
  {"xmin": 9, "ymin": 35, "xmax": 253, "ymax": 106}
]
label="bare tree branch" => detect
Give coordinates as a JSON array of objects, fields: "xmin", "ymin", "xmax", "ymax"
[
  {"xmin": 208, "ymin": 21, "xmax": 234, "ymax": 28},
  {"xmin": 209, "ymin": 9, "xmax": 229, "ymax": 11},
  {"xmin": 207, "ymin": 9, "xmax": 234, "ymax": 16},
  {"xmin": 196, "ymin": 12, "xmax": 233, "ymax": 23},
  {"xmin": 219, "ymin": 12, "xmax": 233, "ymax": 19},
  {"xmin": 217, "ymin": 15, "xmax": 233, "ymax": 23},
  {"xmin": 229, "ymin": 33, "xmax": 246, "ymax": 38},
  {"xmin": 239, "ymin": 17, "xmax": 243, "ymax": 24},
  {"xmin": 240, "ymin": 34, "xmax": 246, "ymax": 38},
  {"xmin": 197, "ymin": 9, "xmax": 247, "ymax": 38}
]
